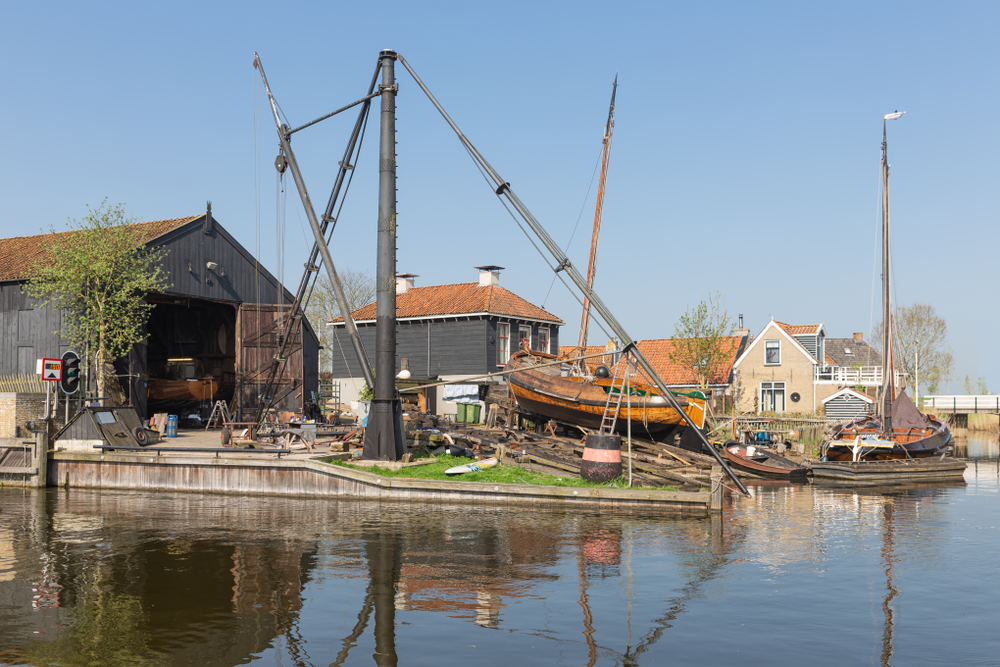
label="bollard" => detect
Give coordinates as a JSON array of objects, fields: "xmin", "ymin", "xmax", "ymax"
[
  {"xmin": 580, "ymin": 433, "xmax": 622, "ymax": 482},
  {"xmin": 33, "ymin": 429, "xmax": 49, "ymax": 488},
  {"xmin": 710, "ymin": 465, "xmax": 723, "ymax": 511}
]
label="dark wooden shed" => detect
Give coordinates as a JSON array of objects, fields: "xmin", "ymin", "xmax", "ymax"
[{"xmin": 0, "ymin": 209, "xmax": 319, "ymax": 421}]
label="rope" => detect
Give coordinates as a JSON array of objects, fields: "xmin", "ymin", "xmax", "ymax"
[
  {"xmin": 541, "ymin": 147, "xmax": 603, "ymax": 308},
  {"xmin": 457, "ymin": 141, "xmax": 617, "ymax": 347}
]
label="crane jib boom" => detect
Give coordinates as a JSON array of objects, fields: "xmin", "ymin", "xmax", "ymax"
[
  {"xmin": 250, "ymin": 54, "xmax": 380, "ymax": 427},
  {"xmin": 393, "ymin": 53, "xmax": 749, "ymax": 496}
]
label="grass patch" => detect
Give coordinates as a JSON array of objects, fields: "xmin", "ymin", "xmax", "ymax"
[{"xmin": 325, "ymin": 455, "xmax": 680, "ymax": 491}]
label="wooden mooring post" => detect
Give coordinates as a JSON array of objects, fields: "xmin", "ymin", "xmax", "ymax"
[
  {"xmin": 32, "ymin": 429, "xmax": 48, "ymax": 488},
  {"xmin": 710, "ymin": 465, "xmax": 724, "ymax": 512}
]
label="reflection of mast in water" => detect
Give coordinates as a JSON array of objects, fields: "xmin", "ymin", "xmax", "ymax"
[
  {"xmin": 334, "ymin": 525, "xmax": 402, "ymax": 667},
  {"xmin": 880, "ymin": 500, "xmax": 897, "ymax": 667}
]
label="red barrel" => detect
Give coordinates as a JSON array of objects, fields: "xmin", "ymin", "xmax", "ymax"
[{"xmin": 580, "ymin": 433, "xmax": 622, "ymax": 482}]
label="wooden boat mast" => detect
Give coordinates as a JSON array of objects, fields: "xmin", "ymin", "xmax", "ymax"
[
  {"xmin": 880, "ymin": 112, "xmax": 904, "ymax": 436},
  {"xmin": 578, "ymin": 77, "xmax": 617, "ymax": 351}
]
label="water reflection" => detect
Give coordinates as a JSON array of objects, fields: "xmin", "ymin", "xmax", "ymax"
[
  {"xmin": 952, "ymin": 432, "xmax": 1000, "ymax": 459},
  {"xmin": 1, "ymin": 472, "xmax": 998, "ymax": 666}
]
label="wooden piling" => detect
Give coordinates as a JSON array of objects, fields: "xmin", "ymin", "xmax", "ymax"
[{"xmin": 710, "ymin": 465, "xmax": 723, "ymax": 511}]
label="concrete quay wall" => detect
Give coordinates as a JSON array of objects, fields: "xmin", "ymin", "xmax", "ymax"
[{"xmin": 48, "ymin": 451, "xmax": 715, "ymax": 514}]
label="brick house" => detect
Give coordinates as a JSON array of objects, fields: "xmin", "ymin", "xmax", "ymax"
[{"xmin": 733, "ymin": 319, "xmax": 884, "ymax": 414}]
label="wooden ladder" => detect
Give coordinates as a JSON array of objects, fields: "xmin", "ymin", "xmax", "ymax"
[
  {"xmin": 205, "ymin": 400, "xmax": 232, "ymax": 430},
  {"xmin": 599, "ymin": 360, "xmax": 628, "ymax": 435}
]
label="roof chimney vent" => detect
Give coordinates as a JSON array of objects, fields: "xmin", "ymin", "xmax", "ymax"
[
  {"xmin": 475, "ymin": 265, "xmax": 503, "ymax": 287},
  {"xmin": 853, "ymin": 332, "xmax": 864, "ymax": 342},
  {"xmin": 203, "ymin": 200, "xmax": 214, "ymax": 235},
  {"xmin": 396, "ymin": 273, "xmax": 417, "ymax": 294}
]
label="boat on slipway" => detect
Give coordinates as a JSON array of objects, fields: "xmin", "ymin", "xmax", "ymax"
[{"xmin": 505, "ymin": 350, "xmax": 707, "ymax": 440}]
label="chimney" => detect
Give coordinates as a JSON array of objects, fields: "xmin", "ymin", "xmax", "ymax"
[
  {"xmin": 853, "ymin": 332, "xmax": 864, "ymax": 343},
  {"xmin": 396, "ymin": 273, "xmax": 417, "ymax": 294},
  {"xmin": 203, "ymin": 200, "xmax": 214, "ymax": 235},
  {"xmin": 738, "ymin": 314, "xmax": 743, "ymax": 329},
  {"xmin": 475, "ymin": 265, "xmax": 503, "ymax": 287}
]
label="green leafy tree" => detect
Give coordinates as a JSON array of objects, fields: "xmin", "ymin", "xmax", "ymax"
[
  {"xmin": 25, "ymin": 201, "xmax": 170, "ymax": 402},
  {"xmin": 668, "ymin": 292, "xmax": 735, "ymax": 391}
]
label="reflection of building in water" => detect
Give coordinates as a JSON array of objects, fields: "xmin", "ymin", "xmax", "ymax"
[
  {"xmin": 392, "ymin": 517, "xmax": 563, "ymax": 627},
  {"xmin": 0, "ymin": 491, "xmax": 317, "ymax": 667}
]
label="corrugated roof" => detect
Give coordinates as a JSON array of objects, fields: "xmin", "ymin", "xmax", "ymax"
[
  {"xmin": 558, "ymin": 336, "xmax": 745, "ymax": 387},
  {"xmin": 775, "ymin": 321, "xmax": 821, "ymax": 336},
  {"xmin": 332, "ymin": 282, "xmax": 562, "ymax": 324},
  {"xmin": 0, "ymin": 216, "xmax": 199, "ymax": 281}
]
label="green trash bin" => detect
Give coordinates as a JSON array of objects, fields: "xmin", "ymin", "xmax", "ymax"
[
  {"xmin": 466, "ymin": 404, "xmax": 481, "ymax": 424},
  {"xmin": 455, "ymin": 403, "xmax": 468, "ymax": 423}
]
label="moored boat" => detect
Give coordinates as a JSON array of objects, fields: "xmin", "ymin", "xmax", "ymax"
[
  {"xmin": 821, "ymin": 111, "xmax": 955, "ymax": 467},
  {"xmin": 505, "ymin": 350, "xmax": 706, "ymax": 439},
  {"xmin": 721, "ymin": 441, "xmax": 809, "ymax": 479}
]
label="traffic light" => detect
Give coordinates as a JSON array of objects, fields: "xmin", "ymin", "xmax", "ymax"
[{"xmin": 61, "ymin": 350, "xmax": 81, "ymax": 395}]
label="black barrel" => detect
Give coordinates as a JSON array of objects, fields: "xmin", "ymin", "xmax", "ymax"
[{"xmin": 580, "ymin": 433, "xmax": 623, "ymax": 482}]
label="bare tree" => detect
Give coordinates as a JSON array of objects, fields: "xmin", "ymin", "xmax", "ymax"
[
  {"xmin": 667, "ymin": 292, "xmax": 736, "ymax": 391},
  {"xmin": 874, "ymin": 303, "xmax": 950, "ymax": 396},
  {"xmin": 304, "ymin": 268, "xmax": 376, "ymax": 373}
]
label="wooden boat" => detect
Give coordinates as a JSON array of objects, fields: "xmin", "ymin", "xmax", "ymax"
[
  {"xmin": 822, "ymin": 113, "xmax": 951, "ymax": 463},
  {"xmin": 147, "ymin": 377, "xmax": 218, "ymax": 402},
  {"xmin": 808, "ymin": 455, "xmax": 967, "ymax": 484},
  {"xmin": 722, "ymin": 441, "xmax": 809, "ymax": 479},
  {"xmin": 505, "ymin": 350, "xmax": 706, "ymax": 439},
  {"xmin": 823, "ymin": 390, "xmax": 951, "ymax": 461}
]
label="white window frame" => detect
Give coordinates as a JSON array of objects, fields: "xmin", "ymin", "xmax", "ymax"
[
  {"xmin": 764, "ymin": 340, "xmax": 781, "ymax": 366},
  {"xmin": 497, "ymin": 322, "xmax": 510, "ymax": 366},
  {"xmin": 537, "ymin": 327, "xmax": 550, "ymax": 354},
  {"xmin": 760, "ymin": 381, "xmax": 786, "ymax": 412},
  {"xmin": 519, "ymin": 324, "xmax": 532, "ymax": 352}
]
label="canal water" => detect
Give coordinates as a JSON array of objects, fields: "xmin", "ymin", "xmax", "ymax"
[{"xmin": 1, "ymin": 435, "xmax": 997, "ymax": 666}]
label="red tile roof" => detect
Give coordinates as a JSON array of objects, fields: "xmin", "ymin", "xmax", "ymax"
[
  {"xmin": 775, "ymin": 321, "xmax": 821, "ymax": 336},
  {"xmin": 0, "ymin": 216, "xmax": 199, "ymax": 281},
  {"xmin": 558, "ymin": 336, "xmax": 745, "ymax": 387},
  {"xmin": 332, "ymin": 283, "xmax": 562, "ymax": 324}
]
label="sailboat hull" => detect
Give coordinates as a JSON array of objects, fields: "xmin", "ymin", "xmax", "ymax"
[
  {"xmin": 823, "ymin": 417, "xmax": 951, "ymax": 461},
  {"xmin": 505, "ymin": 351, "xmax": 706, "ymax": 439}
]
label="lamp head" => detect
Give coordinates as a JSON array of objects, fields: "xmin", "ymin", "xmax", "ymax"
[{"xmin": 884, "ymin": 111, "xmax": 905, "ymax": 121}]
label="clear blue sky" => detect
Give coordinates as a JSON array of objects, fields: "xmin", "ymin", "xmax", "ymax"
[{"xmin": 2, "ymin": 1, "xmax": 997, "ymax": 391}]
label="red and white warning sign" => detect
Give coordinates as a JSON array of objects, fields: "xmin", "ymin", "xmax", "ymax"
[{"xmin": 41, "ymin": 358, "xmax": 62, "ymax": 381}]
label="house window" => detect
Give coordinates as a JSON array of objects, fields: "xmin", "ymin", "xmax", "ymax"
[
  {"xmin": 765, "ymin": 340, "xmax": 781, "ymax": 365},
  {"xmin": 761, "ymin": 382, "xmax": 786, "ymax": 412},
  {"xmin": 497, "ymin": 323, "xmax": 510, "ymax": 365},
  {"xmin": 537, "ymin": 327, "xmax": 550, "ymax": 354},
  {"xmin": 519, "ymin": 325, "xmax": 532, "ymax": 351}
]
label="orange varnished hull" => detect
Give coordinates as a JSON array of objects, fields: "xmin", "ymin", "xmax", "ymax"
[{"xmin": 505, "ymin": 351, "xmax": 706, "ymax": 438}]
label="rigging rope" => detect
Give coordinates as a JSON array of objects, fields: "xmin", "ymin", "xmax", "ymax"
[
  {"xmin": 541, "ymin": 147, "xmax": 603, "ymax": 308},
  {"xmin": 457, "ymin": 140, "xmax": 617, "ymax": 348}
]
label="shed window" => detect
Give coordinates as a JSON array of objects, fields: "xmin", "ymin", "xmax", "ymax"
[
  {"xmin": 761, "ymin": 382, "xmax": 785, "ymax": 412},
  {"xmin": 538, "ymin": 327, "xmax": 550, "ymax": 354},
  {"xmin": 765, "ymin": 340, "xmax": 781, "ymax": 365},
  {"xmin": 519, "ymin": 325, "xmax": 532, "ymax": 352},
  {"xmin": 497, "ymin": 323, "xmax": 510, "ymax": 365}
]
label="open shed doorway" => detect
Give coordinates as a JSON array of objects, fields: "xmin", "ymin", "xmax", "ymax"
[{"xmin": 143, "ymin": 295, "xmax": 237, "ymax": 419}]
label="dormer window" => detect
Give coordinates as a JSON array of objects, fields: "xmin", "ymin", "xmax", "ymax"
[{"xmin": 765, "ymin": 340, "xmax": 781, "ymax": 365}]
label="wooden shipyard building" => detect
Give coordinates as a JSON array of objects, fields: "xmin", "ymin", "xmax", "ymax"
[
  {"xmin": 0, "ymin": 208, "xmax": 319, "ymax": 422},
  {"xmin": 329, "ymin": 267, "xmax": 562, "ymax": 420}
]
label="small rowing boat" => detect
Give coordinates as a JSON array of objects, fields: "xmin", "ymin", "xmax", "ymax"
[{"xmin": 722, "ymin": 441, "xmax": 809, "ymax": 479}]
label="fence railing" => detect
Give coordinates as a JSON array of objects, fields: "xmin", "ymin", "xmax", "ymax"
[{"xmin": 922, "ymin": 395, "xmax": 1000, "ymax": 414}]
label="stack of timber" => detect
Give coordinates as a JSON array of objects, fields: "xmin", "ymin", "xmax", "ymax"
[{"xmin": 411, "ymin": 423, "xmax": 757, "ymax": 488}]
